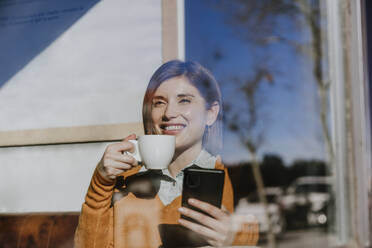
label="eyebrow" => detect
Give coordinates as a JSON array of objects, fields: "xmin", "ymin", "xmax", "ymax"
[
  {"xmin": 177, "ymin": 94, "xmax": 195, "ymax": 98},
  {"xmin": 152, "ymin": 96, "xmax": 166, "ymax": 100},
  {"xmin": 152, "ymin": 94, "xmax": 195, "ymax": 100}
]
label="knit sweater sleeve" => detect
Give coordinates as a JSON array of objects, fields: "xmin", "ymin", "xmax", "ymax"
[{"xmin": 74, "ymin": 168, "xmax": 115, "ymax": 248}]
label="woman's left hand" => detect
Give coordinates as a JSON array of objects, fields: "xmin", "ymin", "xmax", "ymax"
[{"xmin": 178, "ymin": 198, "xmax": 235, "ymax": 247}]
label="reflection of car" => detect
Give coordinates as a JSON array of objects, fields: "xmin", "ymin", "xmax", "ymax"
[
  {"xmin": 281, "ymin": 176, "xmax": 333, "ymax": 228},
  {"xmin": 236, "ymin": 187, "xmax": 286, "ymax": 238}
]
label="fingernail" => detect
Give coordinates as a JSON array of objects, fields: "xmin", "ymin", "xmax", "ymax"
[
  {"xmin": 178, "ymin": 207, "xmax": 185, "ymax": 213},
  {"xmin": 188, "ymin": 198, "xmax": 196, "ymax": 204}
]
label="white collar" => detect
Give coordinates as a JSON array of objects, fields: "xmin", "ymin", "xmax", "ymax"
[{"xmin": 186, "ymin": 149, "xmax": 216, "ymax": 169}]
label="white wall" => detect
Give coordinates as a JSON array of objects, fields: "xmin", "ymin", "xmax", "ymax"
[
  {"xmin": 0, "ymin": 0, "xmax": 162, "ymax": 130},
  {"xmin": 0, "ymin": 142, "xmax": 110, "ymax": 212},
  {"xmin": 0, "ymin": 0, "xmax": 162, "ymax": 212}
]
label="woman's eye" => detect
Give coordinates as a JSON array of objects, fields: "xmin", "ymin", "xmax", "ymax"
[
  {"xmin": 153, "ymin": 101, "xmax": 165, "ymax": 107},
  {"xmin": 179, "ymin": 98, "xmax": 191, "ymax": 104}
]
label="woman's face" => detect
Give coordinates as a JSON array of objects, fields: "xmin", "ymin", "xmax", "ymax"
[{"xmin": 151, "ymin": 76, "xmax": 218, "ymax": 151}]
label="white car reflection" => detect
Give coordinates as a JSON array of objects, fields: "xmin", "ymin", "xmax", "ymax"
[
  {"xmin": 281, "ymin": 176, "xmax": 333, "ymax": 227},
  {"xmin": 236, "ymin": 187, "xmax": 286, "ymax": 238}
]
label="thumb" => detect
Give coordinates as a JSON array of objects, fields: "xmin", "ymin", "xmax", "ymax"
[{"xmin": 123, "ymin": 133, "xmax": 136, "ymax": 142}]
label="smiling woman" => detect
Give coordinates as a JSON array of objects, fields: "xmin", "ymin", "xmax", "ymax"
[
  {"xmin": 143, "ymin": 60, "xmax": 223, "ymax": 156},
  {"xmin": 74, "ymin": 60, "xmax": 259, "ymax": 248},
  {"xmin": 151, "ymin": 77, "xmax": 215, "ymax": 159}
]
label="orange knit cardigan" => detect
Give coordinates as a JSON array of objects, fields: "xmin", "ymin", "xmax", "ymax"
[{"xmin": 74, "ymin": 160, "xmax": 258, "ymax": 248}]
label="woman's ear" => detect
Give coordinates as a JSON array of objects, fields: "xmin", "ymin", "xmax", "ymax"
[{"xmin": 206, "ymin": 101, "xmax": 220, "ymax": 126}]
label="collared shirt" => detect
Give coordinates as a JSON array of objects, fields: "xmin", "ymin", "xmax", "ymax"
[{"xmin": 138, "ymin": 149, "xmax": 217, "ymax": 205}]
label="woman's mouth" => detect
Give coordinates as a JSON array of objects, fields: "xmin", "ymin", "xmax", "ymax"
[{"xmin": 161, "ymin": 124, "xmax": 186, "ymax": 135}]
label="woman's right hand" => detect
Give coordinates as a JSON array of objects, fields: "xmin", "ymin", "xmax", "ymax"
[{"xmin": 97, "ymin": 134, "xmax": 139, "ymax": 181}]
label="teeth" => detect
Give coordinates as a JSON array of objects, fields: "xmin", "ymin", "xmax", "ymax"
[{"xmin": 165, "ymin": 125, "xmax": 184, "ymax": 131}]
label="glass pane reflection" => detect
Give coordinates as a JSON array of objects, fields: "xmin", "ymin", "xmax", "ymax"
[{"xmin": 186, "ymin": 0, "xmax": 334, "ymax": 247}]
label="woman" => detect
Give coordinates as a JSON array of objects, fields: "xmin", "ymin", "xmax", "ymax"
[{"xmin": 74, "ymin": 60, "xmax": 258, "ymax": 247}]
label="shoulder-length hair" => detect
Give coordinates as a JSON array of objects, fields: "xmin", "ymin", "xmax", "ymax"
[{"xmin": 142, "ymin": 60, "xmax": 223, "ymax": 154}]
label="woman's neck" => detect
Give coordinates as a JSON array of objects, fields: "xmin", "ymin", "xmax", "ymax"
[{"xmin": 168, "ymin": 142, "xmax": 203, "ymax": 178}]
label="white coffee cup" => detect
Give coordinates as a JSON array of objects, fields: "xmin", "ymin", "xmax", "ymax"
[{"xmin": 127, "ymin": 135, "xmax": 175, "ymax": 170}]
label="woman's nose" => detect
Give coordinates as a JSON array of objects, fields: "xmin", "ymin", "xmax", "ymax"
[{"xmin": 163, "ymin": 102, "xmax": 179, "ymax": 120}]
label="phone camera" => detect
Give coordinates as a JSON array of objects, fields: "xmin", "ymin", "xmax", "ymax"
[{"xmin": 186, "ymin": 174, "xmax": 200, "ymax": 188}]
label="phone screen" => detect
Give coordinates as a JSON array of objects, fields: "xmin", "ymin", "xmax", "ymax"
[{"xmin": 181, "ymin": 167, "xmax": 225, "ymax": 223}]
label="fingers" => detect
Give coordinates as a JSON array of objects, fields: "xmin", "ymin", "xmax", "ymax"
[
  {"xmin": 187, "ymin": 198, "xmax": 228, "ymax": 220},
  {"xmin": 107, "ymin": 140, "xmax": 136, "ymax": 153},
  {"xmin": 178, "ymin": 199, "xmax": 234, "ymax": 246},
  {"xmin": 105, "ymin": 153, "xmax": 138, "ymax": 166},
  {"xmin": 178, "ymin": 207, "xmax": 225, "ymax": 234},
  {"xmin": 97, "ymin": 134, "xmax": 139, "ymax": 180},
  {"xmin": 178, "ymin": 218, "xmax": 222, "ymax": 242},
  {"xmin": 103, "ymin": 159, "xmax": 133, "ymax": 170},
  {"xmin": 178, "ymin": 199, "xmax": 233, "ymax": 246},
  {"xmin": 105, "ymin": 167, "xmax": 126, "ymax": 180},
  {"xmin": 104, "ymin": 133, "xmax": 137, "ymax": 154},
  {"xmin": 123, "ymin": 133, "xmax": 136, "ymax": 142}
]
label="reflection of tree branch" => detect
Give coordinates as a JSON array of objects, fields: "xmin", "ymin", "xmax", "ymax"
[
  {"xmin": 299, "ymin": 0, "xmax": 334, "ymax": 163},
  {"xmin": 206, "ymin": 1, "xmax": 333, "ymax": 246},
  {"xmin": 225, "ymin": 68, "xmax": 276, "ymax": 246},
  {"xmin": 219, "ymin": 0, "xmax": 334, "ymax": 173}
]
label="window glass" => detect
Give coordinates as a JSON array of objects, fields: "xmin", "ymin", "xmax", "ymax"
[{"xmin": 186, "ymin": 1, "xmax": 335, "ymax": 246}]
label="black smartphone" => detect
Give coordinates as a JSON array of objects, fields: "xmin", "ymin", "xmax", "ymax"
[{"xmin": 181, "ymin": 167, "xmax": 225, "ymax": 223}]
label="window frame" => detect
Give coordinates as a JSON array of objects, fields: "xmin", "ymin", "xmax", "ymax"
[{"xmin": 327, "ymin": 0, "xmax": 371, "ymax": 246}]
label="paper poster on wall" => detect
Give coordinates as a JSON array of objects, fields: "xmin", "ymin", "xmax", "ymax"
[{"xmin": 0, "ymin": 0, "xmax": 162, "ymax": 132}]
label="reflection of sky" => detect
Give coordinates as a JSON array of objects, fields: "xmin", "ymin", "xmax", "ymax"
[{"xmin": 185, "ymin": 1, "xmax": 326, "ymax": 164}]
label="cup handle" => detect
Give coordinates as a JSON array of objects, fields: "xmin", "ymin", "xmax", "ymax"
[{"xmin": 126, "ymin": 139, "xmax": 142, "ymax": 165}]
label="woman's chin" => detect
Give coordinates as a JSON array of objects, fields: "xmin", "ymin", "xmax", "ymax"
[{"xmin": 174, "ymin": 138, "xmax": 189, "ymax": 152}]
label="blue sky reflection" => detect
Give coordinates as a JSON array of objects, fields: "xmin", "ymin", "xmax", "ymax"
[{"xmin": 185, "ymin": 1, "xmax": 326, "ymax": 164}]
